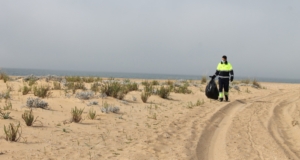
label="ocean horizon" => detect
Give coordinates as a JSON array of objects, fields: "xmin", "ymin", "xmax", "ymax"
[{"xmin": 0, "ymin": 67, "xmax": 299, "ymax": 83}]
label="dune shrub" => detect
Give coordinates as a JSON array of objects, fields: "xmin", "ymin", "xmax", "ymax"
[
  {"xmin": 158, "ymin": 86, "xmax": 171, "ymax": 99},
  {"xmin": 4, "ymin": 123, "xmax": 22, "ymax": 142},
  {"xmin": 151, "ymin": 80, "xmax": 160, "ymax": 86},
  {"xmin": 100, "ymin": 81, "xmax": 125, "ymax": 100},
  {"xmin": 201, "ymin": 76, "xmax": 207, "ymax": 84},
  {"xmin": 22, "ymin": 85, "xmax": 31, "ymax": 95},
  {"xmin": 141, "ymin": 91, "xmax": 151, "ymax": 103},
  {"xmin": 90, "ymin": 82, "xmax": 100, "ymax": 92},
  {"xmin": 0, "ymin": 110, "xmax": 12, "ymax": 119},
  {"xmin": 71, "ymin": 106, "xmax": 84, "ymax": 123},
  {"xmin": 252, "ymin": 79, "xmax": 261, "ymax": 88},
  {"xmin": 100, "ymin": 101, "xmax": 120, "ymax": 113},
  {"xmin": 87, "ymin": 108, "xmax": 96, "ymax": 120},
  {"xmin": 26, "ymin": 97, "xmax": 48, "ymax": 109},
  {"xmin": 76, "ymin": 91, "xmax": 94, "ymax": 100},
  {"xmin": 174, "ymin": 83, "xmax": 192, "ymax": 94},
  {"xmin": 22, "ymin": 109, "xmax": 40, "ymax": 126},
  {"xmin": 82, "ymin": 77, "xmax": 95, "ymax": 83},
  {"xmin": 241, "ymin": 79, "xmax": 251, "ymax": 84},
  {"xmin": 53, "ymin": 81, "xmax": 61, "ymax": 90},
  {"xmin": 33, "ymin": 85, "xmax": 51, "ymax": 98},
  {"xmin": 0, "ymin": 72, "xmax": 9, "ymax": 83},
  {"xmin": 65, "ymin": 76, "xmax": 81, "ymax": 83},
  {"xmin": 3, "ymin": 100, "xmax": 12, "ymax": 110}
]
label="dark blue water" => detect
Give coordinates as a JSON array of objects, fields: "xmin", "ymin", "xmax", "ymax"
[{"xmin": 1, "ymin": 67, "xmax": 299, "ymax": 83}]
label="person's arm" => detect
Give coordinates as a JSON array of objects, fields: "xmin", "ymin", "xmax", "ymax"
[
  {"xmin": 229, "ymin": 63, "xmax": 234, "ymax": 81},
  {"xmin": 212, "ymin": 63, "xmax": 220, "ymax": 79}
]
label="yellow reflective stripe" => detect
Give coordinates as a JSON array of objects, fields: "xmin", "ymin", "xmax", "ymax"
[
  {"xmin": 225, "ymin": 92, "xmax": 229, "ymax": 95},
  {"xmin": 219, "ymin": 92, "xmax": 223, "ymax": 98}
]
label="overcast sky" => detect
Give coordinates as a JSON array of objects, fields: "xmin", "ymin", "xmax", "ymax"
[{"xmin": 0, "ymin": 1, "xmax": 299, "ymax": 79}]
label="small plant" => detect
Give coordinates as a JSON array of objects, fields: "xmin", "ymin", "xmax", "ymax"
[
  {"xmin": 173, "ymin": 83, "xmax": 192, "ymax": 94},
  {"xmin": 0, "ymin": 72, "xmax": 9, "ymax": 83},
  {"xmin": 22, "ymin": 109, "xmax": 41, "ymax": 126},
  {"xmin": 28, "ymin": 79, "xmax": 37, "ymax": 86},
  {"xmin": 195, "ymin": 99, "xmax": 205, "ymax": 106},
  {"xmin": 0, "ymin": 110, "xmax": 12, "ymax": 119},
  {"xmin": 4, "ymin": 123, "xmax": 22, "ymax": 142},
  {"xmin": 53, "ymin": 81, "xmax": 61, "ymax": 90},
  {"xmin": 3, "ymin": 100, "xmax": 12, "ymax": 110},
  {"xmin": 87, "ymin": 108, "xmax": 97, "ymax": 120},
  {"xmin": 252, "ymin": 79, "xmax": 261, "ymax": 88},
  {"xmin": 241, "ymin": 78, "xmax": 250, "ymax": 84},
  {"xmin": 71, "ymin": 106, "xmax": 84, "ymax": 123},
  {"xmin": 26, "ymin": 97, "xmax": 48, "ymax": 109},
  {"xmin": 157, "ymin": 86, "xmax": 171, "ymax": 99},
  {"xmin": 151, "ymin": 80, "xmax": 160, "ymax": 85},
  {"xmin": 0, "ymin": 90, "xmax": 11, "ymax": 100},
  {"xmin": 88, "ymin": 101, "xmax": 98, "ymax": 106},
  {"xmin": 141, "ymin": 91, "xmax": 151, "ymax": 103},
  {"xmin": 90, "ymin": 82, "xmax": 100, "ymax": 92},
  {"xmin": 76, "ymin": 91, "xmax": 94, "ymax": 100},
  {"xmin": 201, "ymin": 76, "xmax": 207, "ymax": 84},
  {"xmin": 33, "ymin": 85, "xmax": 51, "ymax": 98},
  {"xmin": 165, "ymin": 80, "xmax": 174, "ymax": 86},
  {"xmin": 101, "ymin": 102, "xmax": 120, "ymax": 113},
  {"xmin": 22, "ymin": 85, "xmax": 31, "ymax": 95}
]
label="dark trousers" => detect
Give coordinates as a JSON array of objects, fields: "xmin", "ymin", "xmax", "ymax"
[{"xmin": 218, "ymin": 78, "xmax": 229, "ymax": 98}]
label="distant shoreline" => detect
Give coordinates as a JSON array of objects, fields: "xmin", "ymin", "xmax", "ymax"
[{"xmin": 1, "ymin": 67, "xmax": 299, "ymax": 83}]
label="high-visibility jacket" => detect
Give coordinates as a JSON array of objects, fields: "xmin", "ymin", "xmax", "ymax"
[{"xmin": 215, "ymin": 61, "xmax": 234, "ymax": 78}]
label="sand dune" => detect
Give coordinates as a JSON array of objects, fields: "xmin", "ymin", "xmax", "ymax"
[{"xmin": 0, "ymin": 77, "xmax": 299, "ymax": 160}]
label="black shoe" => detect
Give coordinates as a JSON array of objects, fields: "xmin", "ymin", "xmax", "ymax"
[
  {"xmin": 225, "ymin": 95, "xmax": 228, "ymax": 102},
  {"xmin": 219, "ymin": 98, "xmax": 223, "ymax": 102}
]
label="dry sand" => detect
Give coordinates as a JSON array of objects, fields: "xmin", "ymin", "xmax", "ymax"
[{"xmin": 0, "ymin": 77, "xmax": 300, "ymax": 160}]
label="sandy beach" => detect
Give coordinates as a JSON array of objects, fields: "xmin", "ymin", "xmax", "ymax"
[{"xmin": 0, "ymin": 76, "xmax": 300, "ymax": 160}]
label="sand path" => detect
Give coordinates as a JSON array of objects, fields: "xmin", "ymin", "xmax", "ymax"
[{"xmin": 196, "ymin": 89, "xmax": 300, "ymax": 160}]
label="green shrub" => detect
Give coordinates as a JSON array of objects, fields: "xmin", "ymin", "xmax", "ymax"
[
  {"xmin": 124, "ymin": 82, "xmax": 139, "ymax": 92},
  {"xmin": 241, "ymin": 78, "xmax": 250, "ymax": 84},
  {"xmin": 53, "ymin": 81, "xmax": 61, "ymax": 90},
  {"xmin": 165, "ymin": 80, "xmax": 174, "ymax": 86},
  {"xmin": 174, "ymin": 83, "xmax": 192, "ymax": 94},
  {"xmin": 28, "ymin": 79, "xmax": 37, "ymax": 86},
  {"xmin": 87, "ymin": 108, "xmax": 96, "ymax": 120},
  {"xmin": 100, "ymin": 81, "xmax": 126, "ymax": 100},
  {"xmin": 82, "ymin": 77, "xmax": 95, "ymax": 83},
  {"xmin": 141, "ymin": 91, "xmax": 151, "ymax": 103},
  {"xmin": 0, "ymin": 90, "xmax": 11, "ymax": 100},
  {"xmin": 151, "ymin": 80, "xmax": 160, "ymax": 85},
  {"xmin": 22, "ymin": 85, "xmax": 31, "ymax": 95},
  {"xmin": 0, "ymin": 110, "xmax": 12, "ymax": 119},
  {"xmin": 90, "ymin": 82, "xmax": 100, "ymax": 92},
  {"xmin": 252, "ymin": 79, "xmax": 261, "ymax": 88},
  {"xmin": 4, "ymin": 123, "xmax": 22, "ymax": 142},
  {"xmin": 141, "ymin": 81, "xmax": 150, "ymax": 86},
  {"xmin": 0, "ymin": 72, "xmax": 9, "ymax": 83},
  {"xmin": 3, "ymin": 100, "xmax": 12, "ymax": 110},
  {"xmin": 33, "ymin": 85, "xmax": 51, "ymax": 98},
  {"xmin": 71, "ymin": 106, "xmax": 84, "ymax": 123},
  {"xmin": 201, "ymin": 76, "xmax": 207, "ymax": 84},
  {"xmin": 158, "ymin": 86, "xmax": 171, "ymax": 99},
  {"xmin": 22, "ymin": 109, "xmax": 40, "ymax": 126},
  {"xmin": 67, "ymin": 82, "xmax": 86, "ymax": 94},
  {"xmin": 65, "ymin": 76, "xmax": 82, "ymax": 83}
]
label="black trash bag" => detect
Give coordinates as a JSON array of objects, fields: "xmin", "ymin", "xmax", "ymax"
[{"xmin": 205, "ymin": 79, "xmax": 219, "ymax": 100}]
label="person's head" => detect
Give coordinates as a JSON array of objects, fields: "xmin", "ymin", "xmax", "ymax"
[{"xmin": 222, "ymin": 55, "xmax": 227, "ymax": 62}]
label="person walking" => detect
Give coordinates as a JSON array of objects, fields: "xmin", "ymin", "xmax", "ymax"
[{"xmin": 211, "ymin": 55, "xmax": 234, "ymax": 102}]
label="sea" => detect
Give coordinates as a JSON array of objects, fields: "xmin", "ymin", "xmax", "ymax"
[{"xmin": 0, "ymin": 67, "xmax": 299, "ymax": 83}]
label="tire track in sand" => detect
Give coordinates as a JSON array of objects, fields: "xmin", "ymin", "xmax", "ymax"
[
  {"xmin": 268, "ymin": 95, "xmax": 300, "ymax": 160},
  {"xmin": 196, "ymin": 100, "xmax": 249, "ymax": 160}
]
